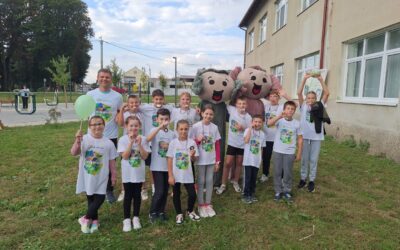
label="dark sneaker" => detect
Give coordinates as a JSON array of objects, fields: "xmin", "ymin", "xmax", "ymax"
[
  {"xmin": 241, "ymin": 196, "xmax": 252, "ymax": 204},
  {"xmin": 274, "ymin": 193, "xmax": 281, "ymax": 202},
  {"xmin": 149, "ymin": 213, "xmax": 159, "ymax": 224},
  {"xmin": 308, "ymin": 181, "xmax": 315, "ymax": 193},
  {"xmin": 106, "ymin": 191, "xmax": 116, "ymax": 204},
  {"xmin": 283, "ymin": 192, "xmax": 293, "ymax": 203},
  {"xmin": 159, "ymin": 212, "xmax": 168, "ymax": 222},
  {"xmin": 298, "ymin": 179, "xmax": 307, "ymax": 189}
]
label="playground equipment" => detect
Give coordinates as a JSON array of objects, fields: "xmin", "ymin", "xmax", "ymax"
[
  {"xmin": 14, "ymin": 90, "xmax": 36, "ymax": 115},
  {"xmin": 44, "ymin": 91, "xmax": 59, "ymax": 106}
]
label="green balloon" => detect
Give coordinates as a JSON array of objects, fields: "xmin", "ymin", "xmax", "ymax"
[{"xmin": 74, "ymin": 95, "xmax": 96, "ymax": 120}]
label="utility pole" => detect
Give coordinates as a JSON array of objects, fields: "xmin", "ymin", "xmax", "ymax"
[
  {"xmin": 100, "ymin": 36, "xmax": 103, "ymax": 69},
  {"xmin": 147, "ymin": 64, "xmax": 151, "ymax": 103},
  {"xmin": 173, "ymin": 57, "xmax": 177, "ymax": 106}
]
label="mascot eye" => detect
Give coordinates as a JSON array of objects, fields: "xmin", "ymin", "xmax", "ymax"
[
  {"xmin": 263, "ymin": 78, "xmax": 267, "ymax": 83},
  {"xmin": 209, "ymin": 79, "xmax": 215, "ymax": 85},
  {"xmin": 251, "ymin": 76, "xmax": 256, "ymax": 81},
  {"xmin": 222, "ymin": 81, "xmax": 227, "ymax": 86}
]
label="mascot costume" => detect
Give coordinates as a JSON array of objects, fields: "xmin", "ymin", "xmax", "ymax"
[{"xmin": 192, "ymin": 68, "xmax": 241, "ymax": 186}]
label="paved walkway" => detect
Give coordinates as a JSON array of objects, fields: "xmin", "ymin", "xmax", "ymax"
[{"xmin": 0, "ymin": 103, "xmax": 80, "ymax": 127}]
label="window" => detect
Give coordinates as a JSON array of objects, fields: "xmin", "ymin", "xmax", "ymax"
[
  {"xmin": 301, "ymin": 0, "xmax": 317, "ymax": 12},
  {"xmin": 259, "ymin": 15, "xmax": 267, "ymax": 44},
  {"xmin": 248, "ymin": 30, "xmax": 254, "ymax": 52},
  {"xmin": 344, "ymin": 28, "xmax": 400, "ymax": 104},
  {"xmin": 275, "ymin": 0, "xmax": 287, "ymax": 31},
  {"xmin": 271, "ymin": 64, "xmax": 284, "ymax": 85},
  {"xmin": 296, "ymin": 53, "xmax": 320, "ymax": 90}
]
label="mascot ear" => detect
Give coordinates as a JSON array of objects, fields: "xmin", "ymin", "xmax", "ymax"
[
  {"xmin": 249, "ymin": 65, "xmax": 266, "ymax": 72},
  {"xmin": 229, "ymin": 66, "xmax": 242, "ymax": 81},
  {"xmin": 192, "ymin": 69, "xmax": 205, "ymax": 95},
  {"xmin": 232, "ymin": 79, "xmax": 242, "ymax": 96},
  {"xmin": 270, "ymin": 74, "xmax": 282, "ymax": 90}
]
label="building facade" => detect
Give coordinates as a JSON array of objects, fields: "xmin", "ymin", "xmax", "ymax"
[{"xmin": 240, "ymin": 0, "xmax": 400, "ymax": 162}]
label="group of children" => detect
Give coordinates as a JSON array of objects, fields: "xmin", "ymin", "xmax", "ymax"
[{"xmin": 71, "ymin": 73, "xmax": 329, "ymax": 234}]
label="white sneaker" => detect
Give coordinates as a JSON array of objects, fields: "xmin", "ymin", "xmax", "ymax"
[
  {"xmin": 205, "ymin": 205, "xmax": 216, "ymax": 217},
  {"xmin": 78, "ymin": 216, "xmax": 90, "ymax": 234},
  {"xmin": 117, "ymin": 191, "xmax": 125, "ymax": 202},
  {"xmin": 90, "ymin": 220, "xmax": 100, "ymax": 233},
  {"xmin": 176, "ymin": 214, "xmax": 184, "ymax": 225},
  {"xmin": 122, "ymin": 218, "xmax": 132, "ymax": 232},
  {"xmin": 187, "ymin": 211, "xmax": 201, "ymax": 221},
  {"xmin": 215, "ymin": 184, "xmax": 226, "ymax": 195},
  {"xmin": 232, "ymin": 182, "xmax": 242, "ymax": 193},
  {"xmin": 132, "ymin": 217, "xmax": 141, "ymax": 230},
  {"xmin": 260, "ymin": 174, "xmax": 269, "ymax": 183},
  {"xmin": 141, "ymin": 189, "xmax": 148, "ymax": 200},
  {"xmin": 198, "ymin": 205, "xmax": 208, "ymax": 218}
]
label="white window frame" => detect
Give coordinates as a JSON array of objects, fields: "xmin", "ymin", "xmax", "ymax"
[
  {"xmin": 295, "ymin": 52, "xmax": 320, "ymax": 94},
  {"xmin": 248, "ymin": 29, "xmax": 254, "ymax": 52},
  {"xmin": 300, "ymin": 0, "xmax": 317, "ymax": 12},
  {"xmin": 271, "ymin": 64, "xmax": 284, "ymax": 85},
  {"xmin": 342, "ymin": 29, "xmax": 400, "ymax": 106},
  {"xmin": 275, "ymin": 0, "xmax": 288, "ymax": 31},
  {"xmin": 259, "ymin": 15, "xmax": 267, "ymax": 44}
]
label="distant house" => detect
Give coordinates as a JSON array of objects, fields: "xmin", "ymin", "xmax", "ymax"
[
  {"xmin": 239, "ymin": 0, "xmax": 400, "ymax": 162},
  {"xmin": 122, "ymin": 67, "xmax": 147, "ymax": 93}
]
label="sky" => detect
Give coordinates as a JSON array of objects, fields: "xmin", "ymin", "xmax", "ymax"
[{"xmin": 82, "ymin": 0, "xmax": 252, "ymax": 83}]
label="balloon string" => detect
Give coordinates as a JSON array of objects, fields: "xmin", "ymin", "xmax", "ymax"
[{"xmin": 80, "ymin": 120, "xmax": 83, "ymax": 131}]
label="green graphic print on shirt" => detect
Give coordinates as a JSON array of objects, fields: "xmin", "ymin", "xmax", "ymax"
[
  {"xmin": 158, "ymin": 141, "xmax": 169, "ymax": 157},
  {"xmin": 95, "ymin": 103, "xmax": 112, "ymax": 122},
  {"xmin": 250, "ymin": 139, "xmax": 260, "ymax": 155},
  {"xmin": 265, "ymin": 112, "xmax": 276, "ymax": 128},
  {"xmin": 175, "ymin": 151, "xmax": 189, "ymax": 170},
  {"xmin": 84, "ymin": 149, "xmax": 103, "ymax": 175},
  {"xmin": 152, "ymin": 114, "xmax": 159, "ymax": 127},
  {"xmin": 129, "ymin": 149, "xmax": 141, "ymax": 168},
  {"xmin": 230, "ymin": 120, "xmax": 239, "ymax": 133},
  {"xmin": 201, "ymin": 135, "xmax": 214, "ymax": 152},
  {"xmin": 306, "ymin": 111, "xmax": 312, "ymax": 123},
  {"xmin": 280, "ymin": 128, "xmax": 294, "ymax": 144}
]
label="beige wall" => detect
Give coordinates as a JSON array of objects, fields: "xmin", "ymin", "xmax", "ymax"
[{"xmin": 243, "ymin": 0, "xmax": 400, "ymax": 162}]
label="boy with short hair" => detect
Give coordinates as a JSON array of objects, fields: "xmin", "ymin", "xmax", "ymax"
[{"xmin": 268, "ymin": 101, "xmax": 303, "ymax": 203}]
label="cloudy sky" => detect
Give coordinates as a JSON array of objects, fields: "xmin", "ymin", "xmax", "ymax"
[{"xmin": 83, "ymin": 0, "xmax": 252, "ymax": 83}]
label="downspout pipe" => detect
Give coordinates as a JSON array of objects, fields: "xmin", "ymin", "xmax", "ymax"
[
  {"xmin": 240, "ymin": 26, "xmax": 247, "ymax": 69},
  {"xmin": 320, "ymin": 0, "xmax": 329, "ymax": 69}
]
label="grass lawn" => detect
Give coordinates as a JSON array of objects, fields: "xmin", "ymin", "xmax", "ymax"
[{"xmin": 0, "ymin": 122, "xmax": 399, "ymax": 249}]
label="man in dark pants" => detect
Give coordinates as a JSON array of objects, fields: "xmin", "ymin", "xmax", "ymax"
[
  {"xmin": 20, "ymin": 85, "xmax": 30, "ymax": 109},
  {"xmin": 87, "ymin": 69, "xmax": 123, "ymax": 203}
]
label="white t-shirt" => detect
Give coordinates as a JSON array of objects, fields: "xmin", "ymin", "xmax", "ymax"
[
  {"xmin": 117, "ymin": 135, "xmax": 151, "ymax": 183},
  {"xmin": 149, "ymin": 127, "xmax": 176, "ymax": 172},
  {"xmin": 87, "ymin": 89, "xmax": 123, "ymax": 139},
  {"xmin": 191, "ymin": 121, "xmax": 221, "ymax": 165},
  {"xmin": 273, "ymin": 118, "xmax": 302, "ymax": 155},
  {"xmin": 122, "ymin": 111, "xmax": 144, "ymax": 135},
  {"xmin": 300, "ymin": 102, "xmax": 325, "ymax": 141},
  {"xmin": 243, "ymin": 128, "xmax": 266, "ymax": 168},
  {"xmin": 76, "ymin": 134, "xmax": 119, "ymax": 195},
  {"xmin": 166, "ymin": 138, "xmax": 198, "ymax": 183},
  {"xmin": 171, "ymin": 107, "xmax": 199, "ymax": 138},
  {"xmin": 139, "ymin": 103, "xmax": 173, "ymax": 136},
  {"xmin": 227, "ymin": 105, "xmax": 252, "ymax": 148},
  {"xmin": 263, "ymin": 102, "xmax": 284, "ymax": 142}
]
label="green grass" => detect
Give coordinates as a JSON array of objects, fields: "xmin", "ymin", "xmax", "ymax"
[
  {"xmin": 0, "ymin": 125, "xmax": 399, "ymax": 249},
  {"xmin": 0, "ymin": 92, "xmax": 200, "ymax": 105}
]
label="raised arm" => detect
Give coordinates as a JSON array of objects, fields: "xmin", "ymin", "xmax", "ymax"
[
  {"xmin": 116, "ymin": 103, "xmax": 127, "ymax": 127},
  {"xmin": 267, "ymin": 113, "xmax": 283, "ymax": 127},
  {"xmin": 295, "ymin": 135, "xmax": 303, "ymax": 161},
  {"xmin": 297, "ymin": 74, "xmax": 311, "ymax": 106},
  {"xmin": 318, "ymin": 75, "xmax": 330, "ymax": 104},
  {"xmin": 167, "ymin": 157, "xmax": 175, "ymax": 185},
  {"xmin": 244, "ymin": 128, "xmax": 252, "ymax": 144},
  {"xmin": 70, "ymin": 130, "xmax": 82, "ymax": 156}
]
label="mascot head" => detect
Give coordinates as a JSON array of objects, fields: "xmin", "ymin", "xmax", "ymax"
[
  {"xmin": 192, "ymin": 68, "xmax": 241, "ymax": 104},
  {"xmin": 230, "ymin": 66, "xmax": 281, "ymax": 100}
]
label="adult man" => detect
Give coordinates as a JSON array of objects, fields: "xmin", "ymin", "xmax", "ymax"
[{"xmin": 87, "ymin": 68, "xmax": 123, "ymax": 203}]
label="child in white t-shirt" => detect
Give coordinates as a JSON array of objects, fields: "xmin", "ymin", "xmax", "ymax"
[
  {"xmin": 171, "ymin": 92, "xmax": 199, "ymax": 137},
  {"xmin": 118, "ymin": 116, "xmax": 151, "ymax": 232},
  {"xmin": 297, "ymin": 74, "xmax": 330, "ymax": 192},
  {"xmin": 191, "ymin": 104, "xmax": 221, "ymax": 217},
  {"xmin": 147, "ymin": 108, "xmax": 175, "ymax": 223},
  {"xmin": 116, "ymin": 94, "xmax": 144, "ymax": 202},
  {"xmin": 268, "ymin": 101, "xmax": 303, "ymax": 203},
  {"xmin": 70, "ymin": 116, "xmax": 118, "ymax": 234},
  {"xmin": 242, "ymin": 115, "xmax": 266, "ymax": 204},
  {"xmin": 216, "ymin": 96, "xmax": 252, "ymax": 195},
  {"xmin": 167, "ymin": 120, "xmax": 200, "ymax": 225}
]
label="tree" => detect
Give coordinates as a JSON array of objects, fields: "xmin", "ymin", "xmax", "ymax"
[
  {"xmin": 46, "ymin": 55, "xmax": 70, "ymax": 108},
  {"xmin": 106, "ymin": 58, "xmax": 123, "ymax": 87},
  {"xmin": 159, "ymin": 72, "xmax": 167, "ymax": 91},
  {"xmin": 139, "ymin": 71, "xmax": 148, "ymax": 93}
]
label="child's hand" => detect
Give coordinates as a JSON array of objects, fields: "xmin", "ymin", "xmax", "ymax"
[
  {"xmin": 120, "ymin": 103, "xmax": 128, "ymax": 112},
  {"xmin": 196, "ymin": 134, "xmax": 204, "ymax": 143},
  {"xmin": 317, "ymin": 75, "xmax": 323, "ymax": 82},
  {"xmin": 190, "ymin": 148, "xmax": 196, "ymax": 158},
  {"xmin": 278, "ymin": 88, "xmax": 287, "ymax": 98},
  {"xmin": 75, "ymin": 130, "xmax": 83, "ymax": 143},
  {"xmin": 195, "ymin": 107, "xmax": 201, "ymax": 115},
  {"xmin": 111, "ymin": 175, "xmax": 117, "ymax": 186},
  {"xmin": 128, "ymin": 132, "xmax": 135, "ymax": 143},
  {"xmin": 162, "ymin": 120, "xmax": 169, "ymax": 128},
  {"xmin": 295, "ymin": 154, "xmax": 301, "ymax": 162},
  {"xmin": 168, "ymin": 176, "xmax": 175, "ymax": 185},
  {"xmin": 135, "ymin": 136, "xmax": 142, "ymax": 145},
  {"xmin": 214, "ymin": 162, "xmax": 220, "ymax": 172},
  {"xmin": 303, "ymin": 74, "xmax": 312, "ymax": 80}
]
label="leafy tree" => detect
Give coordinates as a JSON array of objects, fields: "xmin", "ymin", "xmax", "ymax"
[
  {"xmin": 46, "ymin": 55, "xmax": 70, "ymax": 108},
  {"xmin": 159, "ymin": 72, "xmax": 167, "ymax": 91},
  {"xmin": 106, "ymin": 58, "xmax": 123, "ymax": 87},
  {"xmin": 139, "ymin": 71, "xmax": 148, "ymax": 92}
]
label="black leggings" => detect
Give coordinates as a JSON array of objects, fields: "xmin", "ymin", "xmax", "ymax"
[
  {"xmin": 107, "ymin": 138, "xmax": 118, "ymax": 192},
  {"xmin": 243, "ymin": 165, "xmax": 259, "ymax": 197},
  {"xmin": 123, "ymin": 182, "xmax": 142, "ymax": 218},
  {"xmin": 262, "ymin": 141, "xmax": 274, "ymax": 176},
  {"xmin": 86, "ymin": 194, "xmax": 105, "ymax": 220},
  {"xmin": 172, "ymin": 183, "xmax": 196, "ymax": 215},
  {"xmin": 150, "ymin": 171, "xmax": 169, "ymax": 214}
]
